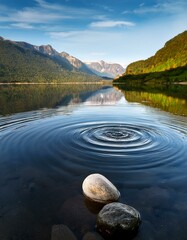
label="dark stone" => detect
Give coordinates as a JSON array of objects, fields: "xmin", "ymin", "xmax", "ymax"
[
  {"xmin": 82, "ymin": 231, "xmax": 104, "ymax": 240},
  {"xmin": 96, "ymin": 202, "xmax": 141, "ymax": 239},
  {"xmin": 51, "ymin": 224, "xmax": 77, "ymax": 240}
]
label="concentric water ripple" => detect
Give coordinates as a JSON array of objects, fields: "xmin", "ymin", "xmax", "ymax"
[
  {"xmin": 0, "ymin": 116, "xmax": 186, "ymax": 172},
  {"xmin": 59, "ymin": 121, "xmax": 186, "ymax": 170}
]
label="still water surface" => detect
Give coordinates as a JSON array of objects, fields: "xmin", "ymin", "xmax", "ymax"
[{"xmin": 0, "ymin": 84, "xmax": 187, "ymax": 240}]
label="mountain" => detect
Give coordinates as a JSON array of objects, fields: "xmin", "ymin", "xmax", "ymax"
[
  {"xmin": 0, "ymin": 37, "xmax": 100, "ymax": 83},
  {"xmin": 125, "ymin": 31, "xmax": 187, "ymax": 75},
  {"xmin": 14, "ymin": 42, "xmax": 76, "ymax": 71},
  {"xmin": 86, "ymin": 60, "xmax": 125, "ymax": 78},
  {"xmin": 60, "ymin": 52, "xmax": 94, "ymax": 75},
  {"xmin": 14, "ymin": 41, "xmax": 95, "ymax": 73}
]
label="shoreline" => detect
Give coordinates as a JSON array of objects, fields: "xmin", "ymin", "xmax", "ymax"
[
  {"xmin": 113, "ymin": 82, "xmax": 187, "ymax": 85},
  {"xmin": 0, "ymin": 82, "xmax": 104, "ymax": 85},
  {"xmin": 174, "ymin": 82, "xmax": 187, "ymax": 85}
]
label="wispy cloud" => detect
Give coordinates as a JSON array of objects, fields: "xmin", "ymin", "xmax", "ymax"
[
  {"xmin": 49, "ymin": 31, "xmax": 81, "ymax": 38},
  {"xmin": 0, "ymin": 0, "xmax": 135, "ymax": 33},
  {"xmin": 90, "ymin": 20, "xmax": 135, "ymax": 28},
  {"xmin": 35, "ymin": 0, "xmax": 61, "ymax": 10},
  {"xmin": 133, "ymin": 0, "xmax": 187, "ymax": 14},
  {"xmin": 49, "ymin": 19, "xmax": 135, "ymax": 41},
  {"xmin": 49, "ymin": 30, "xmax": 113, "ymax": 39},
  {"xmin": 102, "ymin": 6, "xmax": 114, "ymax": 12},
  {"xmin": 15, "ymin": 9, "xmax": 67, "ymax": 23},
  {"xmin": 0, "ymin": 6, "xmax": 70, "ymax": 24},
  {"xmin": 35, "ymin": 0, "xmax": 99, "ymax": 18},
  {"xmin": 90, "ymin": 3, "xmax": 114, "ymax": 13},
  {"xmin": 139, "ymin": 3, "xmax": 145, "ymax": 7},
  {"xmin": 10, "ymin": 22, "xmax": 34, "ymax": 29},
  {"xmin": 0, "ymin": 0, "xmax": 100, "ymax": 27},
  {"xmin": 122, "ymin": 10, "xmax": 130, "ymax": 14}
]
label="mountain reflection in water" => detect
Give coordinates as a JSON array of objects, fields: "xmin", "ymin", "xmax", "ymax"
[{"xmin": 83, "ymin": 88, "xmax": 124, "ymax": 105}]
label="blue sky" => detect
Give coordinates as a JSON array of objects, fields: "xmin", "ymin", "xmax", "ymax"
[{"xmin": 0, "ymin": 0, "xmax": 186, "ymax": 66}]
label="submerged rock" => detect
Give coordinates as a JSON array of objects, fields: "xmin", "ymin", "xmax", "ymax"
[
  {"xmin": 82, "ymin": 231, "xmax": 104, "ymax": 240},
  {"xmin": 51, "ymin": 224, "xmax": 77, "ymax": 240},
  {"xmin": 96, "ymin": 202, "xmax": 141, "ymax": 238},
  {"xmin": 82, "ymin": 174, "xmax": 120, "ymax": 203},
  {"xmin": 59, "ymin": 195, "xmax": 95, "ymax": 235}
]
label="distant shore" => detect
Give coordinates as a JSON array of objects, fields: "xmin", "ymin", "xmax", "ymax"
[
  {"xmin": 174, "ymin": 82, "xmax": 187, "ymax": 85},
  {"xmin": 0, "ymin": 82, "xmax": 105, "ymax": 85},
  {"xmin": 113, "ymin": 81, "xmax": 187, "ymax": 85}
]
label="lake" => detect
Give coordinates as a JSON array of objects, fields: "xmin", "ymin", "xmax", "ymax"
[{"xmin": 0, "ymin": 84, "xmax": 187, "ymax": 240}]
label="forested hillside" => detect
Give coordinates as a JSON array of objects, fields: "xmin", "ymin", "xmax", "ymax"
[
  {"xmin": 114, "ymin": 31, "xmax": 187, "ymax": 85},
  {"xmin": 126, "ymin": 31, "xmax": 187, "ymax": 75},
  {"xmin": 0, "ymin": 38, "xmax": 100, "ymax": 83}
]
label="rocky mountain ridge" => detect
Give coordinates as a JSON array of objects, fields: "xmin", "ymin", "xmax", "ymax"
[
  {"xmin": 14, "ymin": 41, "xmax": 93, "ymax": 74},
  {"xmin": 60, "ymin": 52, "xmax": 94, "ymax": 75},
  {"xmin": 86, "ymin": 60, "xmax": 125, "ymax": 78}
]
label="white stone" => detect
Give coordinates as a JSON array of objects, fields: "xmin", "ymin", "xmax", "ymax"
[{"xmin": 82, "ymin": 173, "xmax": 120, "ymax": 203}]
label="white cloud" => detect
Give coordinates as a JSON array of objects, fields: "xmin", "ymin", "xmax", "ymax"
[
  {"xmin": 122, "ymin": 10, "xmax": 130, "ymax": 14},
  {"xmin": 102, "ymin": 6, "xmax": 114, "ymax": 12},
  {"xmin": 0, "ymin": 6, "xmax": 71, "ymax": 24},
  {"xmin": 92, "ymin": 15, "xmax": 108, "ymax": 21},
  {"xmin": 90, "ymin": 20, "xmax": 135, "ymax": 28},
  {"xmin": 10, "ymin": 22, "xmax": 34, "ymax": 29},
  {"xmin": 35, "ymin": 0, "xmax": 98, "ymax": 18},
  {"xmin": 133, "ymin": 1, "xmax": 187, "ymax": 14},
  {"xmin": 0, "ymin": 0, "xmax": 99, "ymax": 26},
  {"xmin": 35, "ymin": 0, "xmax": 58, "ymax": 9},
  {"xmin": 16, "ymin": 9, "xmax": 67, "ymax": 23},
  {"xmin": 49, "ymin": 31, "xmax": 81, "ymax": 38},
  {"xmin": 90, "ymin": 3, "xmax": 114, "ymax": 13}
]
